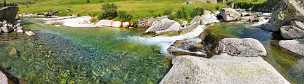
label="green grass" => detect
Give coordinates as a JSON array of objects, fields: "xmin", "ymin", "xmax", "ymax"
[
  {"xmin": 15, "ymin": 0, "xmax": 224, "ymax": 17},
  {"xmin": 7, "ymin": 0, "xmax": 271, "ymax": 17}
]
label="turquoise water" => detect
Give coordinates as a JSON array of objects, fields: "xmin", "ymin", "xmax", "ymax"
[{"xmin": 0, "ymin": 20, "xmax": 170, "ymax": 83}]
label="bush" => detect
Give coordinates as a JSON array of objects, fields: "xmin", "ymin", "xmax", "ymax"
[
  {"xmin": 191, "ymin": 8, "xmax": 204, "ymax": 18},
  {"xmin": 99, "ymin": 3, "xmax": 118, "ymax": 19},
  {"xmin": 117, "ymin": 11, "xmax": 133, "ymax": 22},
  {"xmin": 172, "ymin": 5, "xmax": 204, "ymax": 21}
]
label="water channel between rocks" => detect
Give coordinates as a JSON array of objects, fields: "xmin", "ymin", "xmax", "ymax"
[{"xmin": 0, "ymin": 19, "xmax": 303, "ymax": 84}]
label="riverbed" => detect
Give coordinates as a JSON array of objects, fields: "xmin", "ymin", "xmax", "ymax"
[{"xmin": 0, "ymin": 19, "xmax": 170, "ymax": 83}]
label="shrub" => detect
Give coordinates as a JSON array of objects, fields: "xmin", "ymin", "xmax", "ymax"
[
  {"xmin": 99, "ymin": 3, "xmax": 118, "ymax": 19},
  {"xmin": 172, "ymin": 5, "xmax": 204, "ymax": 21},
  {"xmin": 117, "ymin": 11, "xmax": 133, "ymax": 22},
  {"xmin": 191, "ymin": 8, "xmax": 204, "ymax": 18}
]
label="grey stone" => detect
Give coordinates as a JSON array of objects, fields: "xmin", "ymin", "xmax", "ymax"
[
  {"xmin": 160, "ymin": 55, "xmax": 290, "ymax": 84},
  {"xmin": 279, "ymin": 39, "xmax": 304, "ymax": 57},
  {"xmin": 220, "ymin": 8, "xmax": 241, "ymax": 22},
  {"xmin": 280, "ymin": 21, "xmax": 304, "ymax": 39},
  {"xmin": 216, "ymin": 38, "xmax": 267, "ymax": 57},
  {"xmin": 145, "ymin": 17, "xmax": 181, "ymax": 34}
]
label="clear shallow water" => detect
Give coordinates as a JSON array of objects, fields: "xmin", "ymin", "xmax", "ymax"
[{"xmin": 0, "ymin": 20, "xmax": 170, "ymax": 83}]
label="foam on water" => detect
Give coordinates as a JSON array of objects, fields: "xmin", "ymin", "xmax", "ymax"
[{"xmin": 129, "ymin": 25, "xmax": 206, "ymax": 53}]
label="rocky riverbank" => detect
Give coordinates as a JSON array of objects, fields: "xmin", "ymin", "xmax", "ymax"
[{"xmin": 2, "ymin": 1, "xmax": 304, "ymax": 83}]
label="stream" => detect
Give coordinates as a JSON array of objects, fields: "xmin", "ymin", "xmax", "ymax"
[
  {"xmin": 0, "ymin": 19, "xmax": 303, "ymax": 84},
  {"xmin": 0, "ymin": 19, "xmax": 170, "ymax": 83}
]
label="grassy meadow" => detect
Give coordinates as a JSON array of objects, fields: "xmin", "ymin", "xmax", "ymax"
[{"xmin": 12, "ymin": 0, "xmax": 223, "ymax": 17}]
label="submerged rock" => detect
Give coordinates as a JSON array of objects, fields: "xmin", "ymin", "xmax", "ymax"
[
  {"xmin": 219, "ymin": 8, "xmax": 241, "ymax": 22},
  {"xmin": 216, "ymin": 38, "xmax": 267, "ymax": 57},
  {"xmin": 160, "ymin": 54, "xmax": 290, "ymax": 84},
  {"xmin": 0, "ymin": 71, "xmax": 8, "ymax": 84},
  {"xmin": 279, "ymin": 39, "xmax": 304, "ymax": 57},
  {"xmin": 145, "ymin": 17, "xmax": 181, "ymax": 34}
]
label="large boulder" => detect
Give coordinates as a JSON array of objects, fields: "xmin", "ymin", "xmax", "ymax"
[
  {"xmin": 160, "ymin": 55, "xmax": 290, "ymax": 84},
  {"xmin": 190, "ymin": 10, "xmax": 219, "ymax": 25},
  {"xmin": 219, "ymin": 8, "xmax": 241, "ymax": 22},
  {"xmin": 61, "ymin": 16, "xmax": 97, "ymax": 27},
  {"xmin": 0, "ymin": 71, "xmax": 8, "ymax": 84},
  {"xmin": 167, "ymin": 39, "xmax": 207, "ymax": 57},
  {"xmin": 96, "ymin": 20, "xmax": 113, "ymax": 27},
  {"xmin": 145, "ymin": 17, "xmax": 182, "ymax": 34},
  {"xmin": 270, "ymin": 0, "xmax": 304, "ymax": 39},
  {"xmin": 279, "ymin": 39, "xmax": 304, "ymax": 57},
  {"xmin": 200, "ymin": 11, "xmax": 220, "ymax": 25},
  {"xmin": 216, "ymin": 38, "xmax": 267, "ymax": 57}
]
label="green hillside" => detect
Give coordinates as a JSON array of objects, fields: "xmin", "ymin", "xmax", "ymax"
[{"xmin": 2, "ymin": 0, "xmax": 225, "ymax": 17}]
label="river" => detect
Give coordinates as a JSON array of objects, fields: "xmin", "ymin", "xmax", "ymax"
[{"xmin": 0, "ymin": 19, "xmax": 303, "ymax": 84}]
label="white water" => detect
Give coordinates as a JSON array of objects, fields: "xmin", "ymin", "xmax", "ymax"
[{"xmin": 129, "ymin": 25, "xmax": 206, "ymax": 53}]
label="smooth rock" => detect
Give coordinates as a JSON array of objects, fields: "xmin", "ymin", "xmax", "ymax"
[
  {"xmin": 216, "ymin": 38, "xmax": 267, "ymax": 57},
  {"xmin": 96, "ymin": 20, "xmax": 113, "ymax": 27},
  {"xmin": 16, "ymin": 26, "xmax": 23, "ymax": 33},
  {"xmin": 0, "ymin": 71, "xmax": 8, "ymax": 84},
  {"xmin": 145, "ymin": 17, "xmax": 181, "ymax": 34},
  {"xmin": 25, "ymin": 31, "xmax": 35, "ymax": 36},
  {"xmin": 111, "ymin": 21, "xmax": 122, "ymax": 28},
  {"xmin": 61, "ymin": 16, "xmax": 96, "ymax": 27},
  {"xmin": 220, "ymin": 8, "xmax": 241, "ymax": 21},
  {"xmin": 200, "ymin": 13, "xmax": 219, "ymax": 25},
  {"xmin": 279, "ymin": 39, "xmax": 304, "ymax": 57},
  {"xmin": 0, "ymin": 26, "xmax": 9, "ymax": 33},
  {"xmin": 160, "ymin": 55, "xmax": 290, "ymax": 84},
  {"xmin": 122, "ymin": 22, "xmax": 130, "ymax": 28}
]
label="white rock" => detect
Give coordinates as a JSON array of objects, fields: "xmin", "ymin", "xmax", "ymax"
[
  {"xmin": 95, "ymin": 20, "xmax": 113, "ymax": 27},
  {"xmin": 62, "ymin": 16, "xmax": 96, "ymax": 27},
  {"xmin": 145, "ymin": 17, "xmax": 181, "ymax": 34},
  {"xmin": 0, "ymin": 71, "xmax": 8, "ymax": 84},
  {"xmin": 111, "ymin": 21, "xmax": 122, "ymax": 28},
  {"xmin": 0, "ymin": 26, "xmax": 9, "ymax": 33},
  {"xmin": 200, "ymin": 13, "xmax": 219, "ymax": 25},
  {"xmin": 16, "ymin": 26, "xmax": 23, "ymax": 33},
  {"xmin": 160, "ymin": 55, "xmax": 290, "ymax": 84},
  {"xmin": 25, "ymin": 31, "xmax": 35, "ymax": 36},
  {"xmin": 216, "ymin": 38, "xmax": 267, "ymax": 57},
  {"xmin": 220, "ymin": 8, "xmax": 242, "ymax": 21},
  {"xmin": 279, "ymin": 40, "xmax": 304, "ymax": 57},
  {"xmin": 122, "ymin": 22, "xmax": 130, "ymax": 28}
]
